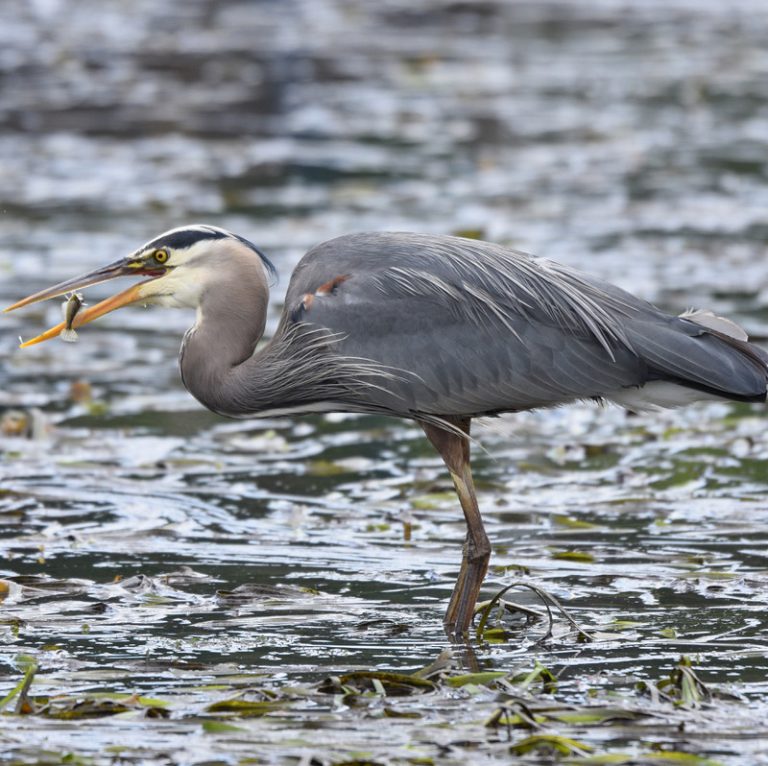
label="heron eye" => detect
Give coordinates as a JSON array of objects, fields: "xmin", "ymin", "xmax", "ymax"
[{"xmin": 153, "ymin": 248, "xmax": 170, "ymax": 264}]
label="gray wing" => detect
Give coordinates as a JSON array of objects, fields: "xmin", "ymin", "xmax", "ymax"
[{"xmin": 279, "ymin": 232, "xmax": 767, "ymax": 418}]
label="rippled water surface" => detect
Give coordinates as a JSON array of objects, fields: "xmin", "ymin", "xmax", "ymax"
[{"xmin": 2, "ymin": 1, "xmax": 768, "ymax": 764}]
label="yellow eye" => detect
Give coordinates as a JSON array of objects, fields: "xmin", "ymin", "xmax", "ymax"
[{"xmin": 154, "ymin": 248, "xmax": 170, "ymax": 264}]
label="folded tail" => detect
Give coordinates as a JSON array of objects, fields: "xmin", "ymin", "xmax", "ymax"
[{"xmin": 610, "ymin": 309, "xmax": 768, "ymax": 411}]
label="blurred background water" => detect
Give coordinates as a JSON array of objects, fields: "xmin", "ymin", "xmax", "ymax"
[{"xmin": 2, "ymin": 1, "xmax": 768, "ymax": 764}]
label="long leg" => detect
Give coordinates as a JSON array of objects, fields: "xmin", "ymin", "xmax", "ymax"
[{"xmin": 421, "ymin": 417, "xmax": 490, "ymax": 637}]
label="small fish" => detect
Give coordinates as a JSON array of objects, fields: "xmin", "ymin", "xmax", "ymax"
[{"xmin": 60, "ymin": 292, "xmax": 84, "ymax": 343}]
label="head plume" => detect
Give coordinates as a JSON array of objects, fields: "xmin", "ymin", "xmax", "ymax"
[{"xmin": 140, "ymin": 224, "xmax": 278, "ymax": 283}]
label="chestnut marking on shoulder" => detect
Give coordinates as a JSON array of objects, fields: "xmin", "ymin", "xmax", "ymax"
[
  {"xmin": 316, "ymin": 274, "xmax": 350, "ymax": 295},
  {"xmin": 290, "ymin": 293, "xmax": 315, "ymax": 322},
  {"xmin": 290, "ymin": 276, "xmax": 350, "ymax": 323}
]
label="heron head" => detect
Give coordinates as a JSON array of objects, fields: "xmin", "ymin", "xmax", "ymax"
[{"xmin": 4, "ymin": 224, "xmax": 276, "ymax": 347}]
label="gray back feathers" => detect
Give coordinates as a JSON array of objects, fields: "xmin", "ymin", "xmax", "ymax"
[{"xmin": 278, "ymin": 232, "xmax": 767, "ymax": 417}]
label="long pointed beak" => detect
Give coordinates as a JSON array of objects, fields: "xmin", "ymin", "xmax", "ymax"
[
  {"xmin": 17, "ymin": 282, "xmax": 150, "ymax": 347},
  {"xmin": 4, "ymin": 259, "xmax": 139, "ymax": 313},
  {"xmin": 4, "ymin": 259, "xmax": 159, "ymax": 348}
]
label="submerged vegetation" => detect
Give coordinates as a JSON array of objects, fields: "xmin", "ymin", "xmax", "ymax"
[
  {"xmin": 0, "ymin": 635, "xmax": 753, "ymax": 765},
  {"xmin": 1, "ymin": 394, "xmax": 767, "ymax": 764}
]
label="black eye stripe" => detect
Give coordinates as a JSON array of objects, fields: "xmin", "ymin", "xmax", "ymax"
[
  {"xmin": 147, "ymin": 228, "xmax": 227, "ymax": 251},
  {"xmin": 142, "ymin": 226, "xmax": 277, "ymax": 283}
]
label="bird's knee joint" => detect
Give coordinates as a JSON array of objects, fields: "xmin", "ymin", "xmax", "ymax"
[{"xmin": 466, "ymin": 538, "xmax": 491, "ymax": 563}]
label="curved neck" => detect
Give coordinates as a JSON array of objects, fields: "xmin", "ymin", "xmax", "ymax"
[{"xmin": 179, "ymin": 275, "xmax": 269, "ymax": 417}]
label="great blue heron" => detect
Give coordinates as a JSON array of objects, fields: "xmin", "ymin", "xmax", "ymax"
[{"xmin": 6, "ymin": 226, "xmax": 768, "ymax": 636}]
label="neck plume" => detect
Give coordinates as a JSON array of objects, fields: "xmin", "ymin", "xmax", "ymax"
[{"xmin": 177, "ymin": 249, "xmax": 397, "ymax": 419}]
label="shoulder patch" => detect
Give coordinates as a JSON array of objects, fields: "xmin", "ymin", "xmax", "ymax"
[
  {"xmin": 289, "ymin": 275, "xmax": 351, "ymax": 323},
  {"xmin": 316, "ymin": 274, "xmax": 350, "ymax": 295}
]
